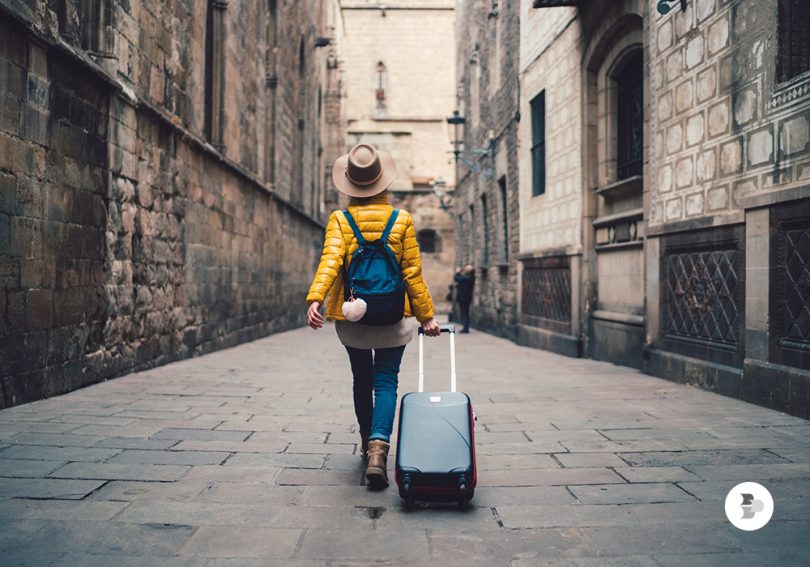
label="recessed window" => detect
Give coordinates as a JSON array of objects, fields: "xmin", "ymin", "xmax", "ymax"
[
  {"xmin": 375, "ymin": 61, "xmax": 388, "ymax": 111},
  {"xmin": 499, "ymin": 176, "xmax": 509, "ymax": 262},
  {"xmin": 481, "ymin": 194, "xmax": 490, "ymax": 266},
  {"xmin": 204, "ymin": 0, "xmax": 227, "ymax": 147},
  {"xmin": 417, "ymin": 229, "xmax": 439, "ymax": 254},
  {"xmin": 530, "ymin": 91, "xmax": 546, "ymax": 196},
  {"xmin": 616, "ymin": 51, "xmax": 644, "ymax": 180}
]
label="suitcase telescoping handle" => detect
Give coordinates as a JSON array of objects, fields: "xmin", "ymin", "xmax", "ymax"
[{"xmin": 417, "ymin": 324, "xmax": 456, "ymax": 393}]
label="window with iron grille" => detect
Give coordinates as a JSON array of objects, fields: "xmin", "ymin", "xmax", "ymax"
[
  {"xmin": 205, "ymin": 0, "xmax": 227, "ymax": 147},
  {"xmin": 481, "ymin": 194, "xmax": 490, "ymax": 266},
  {"xmin": 771, "ymin": 200, "xmax": 810, "ymax": 370},
  {"xmin": 469, "ymin": 204, "xmax": 475, "ymax": 266},
  {"xmin": 778, "ymin": 0, "xmax": 810, "ymax": 83},
  {"xmin": 616, "ymin": 51, "xmax": 644, "ymax": 180},
  {"xmin": 458, "ymin": 213, "xmax": 466, "ymax": 264},
  {"xmin": 530, "ymin": 91, "xmax": 546, "ymax": 196},
  {"xmin": 499, "ymin": 176, "xmax": 509, "ymax": 263}
]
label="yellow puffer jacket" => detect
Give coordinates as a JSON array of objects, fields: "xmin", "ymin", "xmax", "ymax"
[{"xmin": 307, "ymin": 192, "xmax": 435, "ymax": 323}]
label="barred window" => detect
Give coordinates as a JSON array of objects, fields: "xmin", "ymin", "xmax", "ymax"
[
  {"xmin": 616, "ymin": 50, "xmax": 644, "ymax": 180},
  {"xmin": 499, "ymin": 176, "xmax": 509, "ymax": 263},
  {"xmin": 481, "ymin": 194, "xmax": 490, "ymax": 266},
  {"xmin": 205, "ymin": 0, "xmax": 227, "ymax": 147},
  {"xmin": 778, "ymin": 0, "xmax": 810, "ymax": 83},
  {"xmin": 530, "ymin": 91, "xmax": 546, "ymax": 196}
]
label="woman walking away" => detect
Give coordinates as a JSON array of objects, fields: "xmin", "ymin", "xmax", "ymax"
[{"xmin": 306, "ymin": 143, "xmax": 440, "ymax": 489}]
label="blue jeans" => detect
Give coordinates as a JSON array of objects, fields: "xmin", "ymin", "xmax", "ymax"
[{"xmin": 345, "ymin": 345, "xmax": 406, "ymax": 443}]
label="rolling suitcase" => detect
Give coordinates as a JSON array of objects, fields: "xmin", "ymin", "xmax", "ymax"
[{"xmin": 395, "ymin": 324, "xmax": 477, "ymax": 507}]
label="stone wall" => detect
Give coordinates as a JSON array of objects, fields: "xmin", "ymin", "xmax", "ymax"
[
  {"xmin": 454, "ymin": 0, "xmax": 520, "ymax": 339},
  {"xmin": 0, "ymin": 0, "xmax": 335, "ymax": 408}
]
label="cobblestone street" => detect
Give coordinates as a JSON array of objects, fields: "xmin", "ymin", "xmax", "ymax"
[{"xmin": 0, "ymin": 325, "xmax": 809, "ymax": 566}]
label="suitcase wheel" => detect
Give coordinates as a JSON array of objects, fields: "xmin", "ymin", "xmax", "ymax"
[
  {"xmin": 458, "ymin": 478, "xmax": 469, "ymax": 509},
  {"xmin": 402, "ymin": 476, "xmax": 414, "ymax": 508}
]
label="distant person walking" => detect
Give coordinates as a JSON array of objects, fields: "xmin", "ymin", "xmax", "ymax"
[
  {"xmin": 306, "ymin": 143, "xmax": 440, "ymax": 489},
  {"xmin": 454, "ymin": 264, "xmax": 475, "ymax": 333}
]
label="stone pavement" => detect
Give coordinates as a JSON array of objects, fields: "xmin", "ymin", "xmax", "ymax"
[{"xmin": 0, "ymin": 324, "xmax": 809, "ymax": 566}]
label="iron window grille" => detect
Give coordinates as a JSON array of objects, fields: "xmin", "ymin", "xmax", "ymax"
[
  {"xmin": 777, "ymin": 0, "xmax": 810, "ymax": 84},
  {"xmin": 481, "ymin": 194, "xmax": 490, "ymax": 267},
  {"xmin": 499, "ymin": 176, "xmax": 509, "ymax": 263},
  {"xmin": 616, "ymin": 51, "xmax": 644, "ymax": 180}
]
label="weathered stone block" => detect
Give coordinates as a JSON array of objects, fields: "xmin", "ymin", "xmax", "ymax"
[
  {"xmin": 696, "ymin": 149, "xmax": 716, "ymax": 182},
  {"xmin": 733, "ymin": 89, "xmax": 757, "ymax": 126},
  {"xmin": 658, "ymin": 20, "xmax": 673, "ymax": 54},
  {"xmin": 26, "ymin": 288, "xmax": 53, "ymax": 329},
  {"xmin": 10, "ymin": 217, "xmax": 42, "ymax": 259},
  {"xmin": 0, "ymin": 171, "xmax": 16, "ymax": 214},
  {"xmin": 658, "ymin": 92, "xmax": 673, "ymax": 121},
  {"xmin": 685, "ymin": 36, "xmax": 704, "ymax": 69},
  {"xmin": 686, "ymin": 113, "xmax": 705, "ymax": 147},
  {"xmin": 676, "ymin": 157, "xmax": 693, "ymax": 188},
  {"xmin": 696, "ymin": 66, "xmax": 716, "ymax": 102},
  {"xmin": 0, "ymin": 91, "xmax": 21, "ymax": 135},
  {"xmin": 666, "ymin": 197, "xmax": 683, "ymax": 221},
  {"xmin": 0, "ymin": 212, "xmax": 9, "ymax": 256},
  {"xmin": 707, "ymin": 15, "xmax": 729, "ymax": 55},
  {"xmin": 708, "ymin": 100, "xmax": 729, "ymax": 138},
  {"xmin": 720, "ymin": 139, "xmax": 743, "ymax": 175},
  {"xmin": 696, "ymin": 0, "xmax": 715, "ymax": 22},
  {"xmin": 747, "ymin": 128, "xmax": 773, "ymax": 166},
  {"xmin": 667, "ymin": 123, "xmax": 682, "ymax": 154},
  {"xmin": 779, "ymin": 114, "xmax": 810, "ymax": 157},
  {"xmin": 732, "ymin": 178, "xmax": 757, "ymax": 206},
  {"xmin": 685, "ymin": 192, "xmax": 704, "ymax": 216},
  {"xmin": 21, "ymin": 258, "xmax": 56, "ymax": 288},
  {"xmin": 666, "ymin": 50, "xmax": 683, "ymax": 82},
  {"xmin": 675, "ymin": 80, "xmax": 694, "ymax": 113},
  {"xmin": 707, "ymin": 186, "xmax": 729, "ymax": 210}
]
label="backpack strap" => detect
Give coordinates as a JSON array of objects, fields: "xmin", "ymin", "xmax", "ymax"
[
  {"xmin": 342, "ymin": 210, "xmax": 367, "ymax": 245},
  {"xmin": 380, "ymin": 209, "xmax": 400, "ymax": 243},
  {"xmin": 343, "ymin": 209, "xmax": 400, "ymax": 245}
]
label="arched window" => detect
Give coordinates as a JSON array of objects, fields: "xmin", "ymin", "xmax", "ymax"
[{"xmin": 417, "ymin": 229, "xmax": 439, "ymax": 254}]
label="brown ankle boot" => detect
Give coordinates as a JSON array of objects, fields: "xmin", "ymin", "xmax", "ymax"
[
  {"xmin": 365, "ymin": 440, "xmax": 390, "ymax": 488},
  {"xmin": 360, "ymin": 433, "xmax": 369, "ymax": 461}
]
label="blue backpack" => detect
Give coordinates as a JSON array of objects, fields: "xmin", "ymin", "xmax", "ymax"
[{"xmin": 342, "ymin": 209, "xmax": 406, "ymax": 326}]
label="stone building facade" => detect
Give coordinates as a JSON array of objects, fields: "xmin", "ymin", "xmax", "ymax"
[
  {"xmin": 0, "ymin": 0, "xmax": 340, "ymax": 407},
  {"xmin": 645, "ymin": 0, "xmax": 810, "ymax": 418},
  {"xmin": 456, "ymin": 0, "xmax": 810, "ymax": 418},
  {"xmin": 336, "ymin": 0, "xmax": 458, "ymax": 313},
  {"xmin": 453, "ymin": 0, "xmax": 520, "ymax": 336}
]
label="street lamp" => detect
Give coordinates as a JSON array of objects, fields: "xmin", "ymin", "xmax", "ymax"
[
  {"xmin": 429, "ymin": 177, "xmax": 453, "ymax": 212},
  {"xmin": 446, "ymin": 110, "xmax": 465, "ymax": 161}
]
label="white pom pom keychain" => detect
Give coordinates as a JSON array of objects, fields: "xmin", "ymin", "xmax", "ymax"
[{"xmin": 342, "ymin": 297, "xmax": 367, "ymax": 322}]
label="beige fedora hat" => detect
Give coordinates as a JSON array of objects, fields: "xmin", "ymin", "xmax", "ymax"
[{"xmin": 332, "ymin": 143, "xmax": 398, "ymax": 198}]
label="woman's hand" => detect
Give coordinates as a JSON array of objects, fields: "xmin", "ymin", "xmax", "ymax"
[
  {"xmin": 421, "ymin": 318, "xmax": 440, "ymax": 337},
  {"xmin": 307, "ymin": 302, "xmax": 324, "ymax": 330}
]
